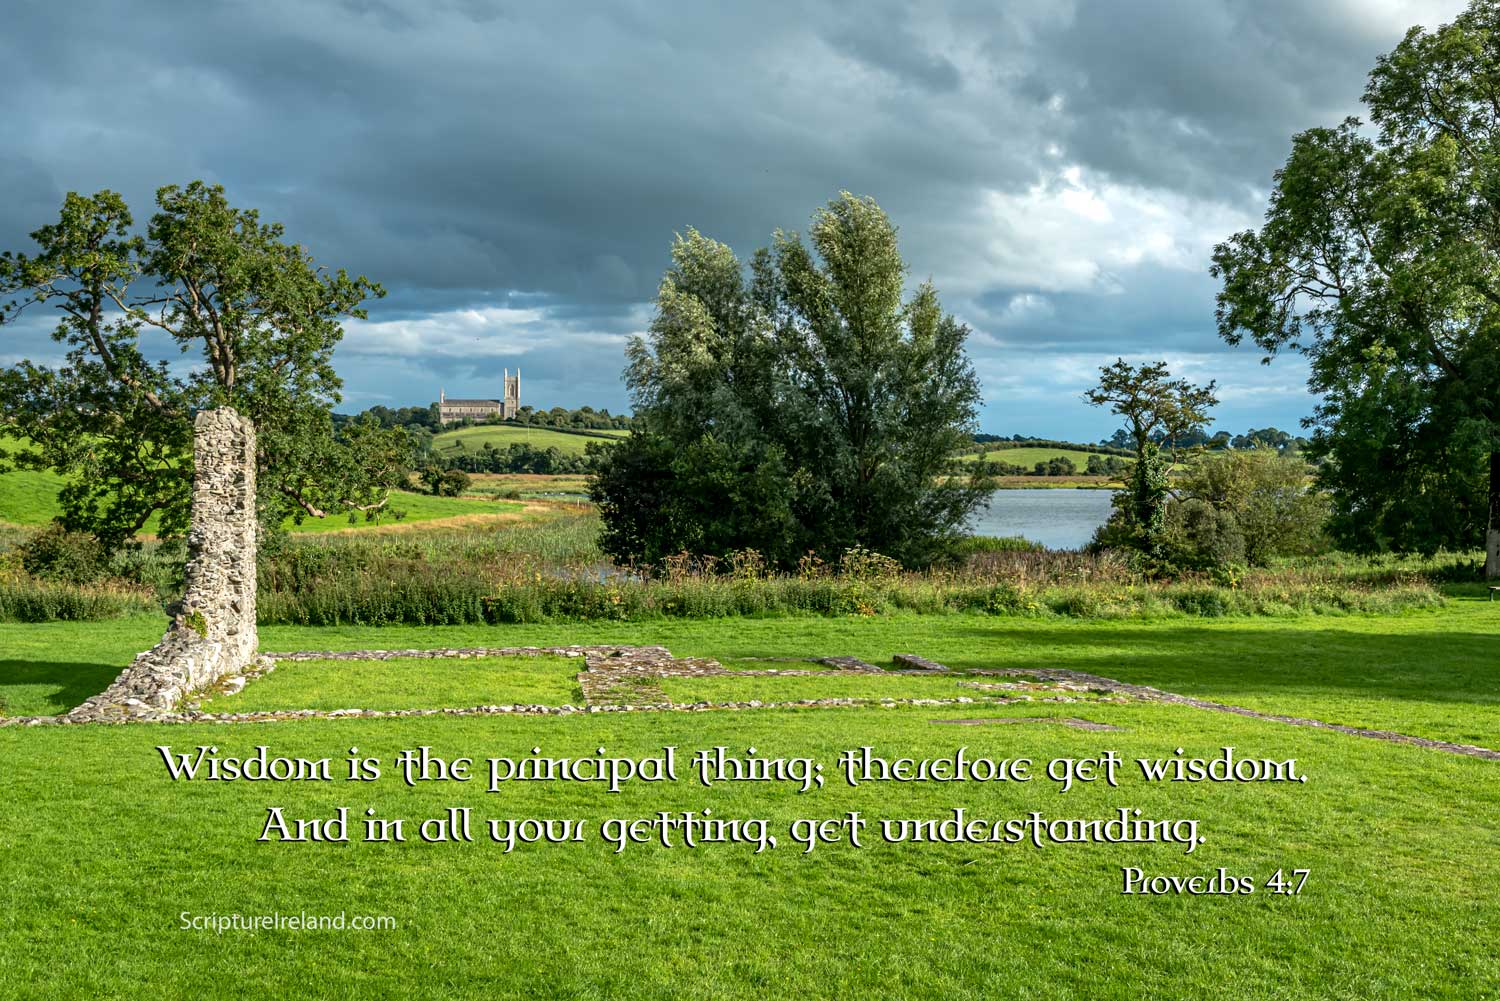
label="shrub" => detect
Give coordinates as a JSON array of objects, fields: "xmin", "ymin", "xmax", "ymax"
[
  {"xmin": 952, "ymin": 536, "xmax": 1044, "ymax": 557},
  {"xmin": 16, "ymin": 525, "xmax": 111, "ymax": 583},
  {"xmin": 439, "ymin": 469, "xmax": 472, "ymax": 497},
  {"xmin": 1161, "ymin": 499, "xmax": 1246, "ymax": 570},
  {"xmin": 1176, "ymin": 451, "xmax": 1329, "ymax": 564}
]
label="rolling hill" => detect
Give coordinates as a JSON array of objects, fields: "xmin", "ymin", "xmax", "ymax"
[
  {"xmin": 956, "ymin": 446, "xmax": 1119, "ymax": 469},
  {"xmin": 431, "ymin": 424, "xmax": 628, "ymax": 458},
  {"xmin": 0, "ymin": 430, "xmax": 524, "ymax": 532}
]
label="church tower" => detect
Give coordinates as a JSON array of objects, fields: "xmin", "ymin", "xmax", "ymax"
[{"xmin": 502, "ymin": 369, "xmax": 520, "ymax": 419}]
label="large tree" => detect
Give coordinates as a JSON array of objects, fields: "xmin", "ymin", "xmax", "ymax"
[
  {"xmin": 1211, "ymin": 0, "xmax": 1500, "ymax": 576},
  {"xmin": 0, "ymin": 183, "xmax": 408, "ymax": 545},
  {"xmin": 592, "ymin": 193, "xmax": 991, "ymax": 568},
  {"xmin": 1084, "ymin": 358, "xmax": 1217, "ymax": 552}
]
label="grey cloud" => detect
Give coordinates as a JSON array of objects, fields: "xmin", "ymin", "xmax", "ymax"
[{"xmin": 0, "ymin": 0, "xmax": 1469, "ymax": 431}]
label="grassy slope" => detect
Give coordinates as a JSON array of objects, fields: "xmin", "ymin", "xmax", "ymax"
[
  {"xmin": 286, "ymin": 493, "xmax": 526, "ymax": 533},
  {"xmin": 3, "ymin": 604, "xmax": 1499, "ymax": 998},
  {"xmin": 957, "ymin": 446, "xmax": 1118, "ymax": 467},
  {"xmin": 432, "ymin": 424, "xmax": 628, "ymax": 457},
  {"xmin": 0, "ymin": 473, "xmax": 524, "ymax": 532},
  {"xmin": 464, "ymin": 473, "xmax": 592, "ymax": 497},
  {"xmin": 0, "ymin": 466, "xmax": 70, "ymax": 527},
  {"xmin": 957, "ymin": 446, "xmax": 1190, "ymax": 476},
  {"xmin": 200, "ymin": 655, "xmax": 585, "ymax": 711}
]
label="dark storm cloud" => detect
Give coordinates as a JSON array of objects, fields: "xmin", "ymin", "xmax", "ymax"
[
  {"xmin": 0, "ymin": 0, "xmax": 1468, "ymax": 430},
  {"xmin": 1018, "ymin": 0, "xmax": 1445, "ymax": 202}
]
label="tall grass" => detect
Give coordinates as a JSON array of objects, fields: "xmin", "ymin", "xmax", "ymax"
[
  {"xmin": 0, "ymin": 511, "xmax": 1455, "ymax": 625},
  {"xmin": 0, "ymin": 574, "xmax": 158, "ymax": 621},
  {"xmin": 258, "ymin": 541, "xmax": 1443, "ymax": 626}
]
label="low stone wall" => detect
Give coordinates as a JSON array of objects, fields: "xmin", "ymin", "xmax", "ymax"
[{"xmin": 69, "ymin": 408, "xmax": 260, "ymax": 721}]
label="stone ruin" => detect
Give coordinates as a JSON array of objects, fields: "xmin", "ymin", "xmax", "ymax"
[{"xmin": 69, "ymin": 408, "xmax": 260, "ymax": 720}]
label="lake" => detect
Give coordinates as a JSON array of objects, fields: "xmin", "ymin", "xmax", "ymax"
[{"xmin": 967, "ymin": 488, "xmax": 1117, "ymax": 550}]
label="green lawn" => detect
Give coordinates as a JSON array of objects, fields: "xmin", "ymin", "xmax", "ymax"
[
  {"xmin": 432, "ymin": 424, "xmax": 628, "ymax": 458},
  {"xmin": 662, "ymin": 672, "xmax": 1035, "ymax": 703},
  {"xmin": 199, "ymin": 654, "xmax": 584, "ymax": 711},
  {"xmin": 4, "ymin": 599, "xmax": 1500, "ymax": 744},
  {"xmin": 2, "ymin": 602, "xmax": 1498, "ymax": 998}
]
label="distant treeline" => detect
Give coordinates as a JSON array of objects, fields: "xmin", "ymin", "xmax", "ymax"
[
  {"xmin": 970, "ymin": 436, "xmax": 1136, "ymax": 458},
  {"xmin": 437, "ymin": 441, "xmax": 594, "ymax": 476},
  {"xmin": 1099, "ymin": 427, "xmax": 1310, "ymax": 452},
  {"xmin": 338, "ymin": 403, "xmax": 636, "ymax": 433},
  {"xmin": 329, "ymin": 403, "xmax": 633, "ymax": 474},
  {"xmin": 976, "ymin": 429, "xmax": 1312, "ymax": 455},
  {"xmin": 972, "ymin": 454, "xmax": 1131, "ymax": 477}
]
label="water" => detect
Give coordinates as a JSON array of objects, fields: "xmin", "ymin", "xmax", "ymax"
[{"xmin": 967, "ymin": 488, "xmax": 1117, "ymax": 551}]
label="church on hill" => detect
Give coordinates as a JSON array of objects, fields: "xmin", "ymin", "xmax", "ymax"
[{"xmin": 437, "ymin": 369, "xmax": 520, "ymax": 424}]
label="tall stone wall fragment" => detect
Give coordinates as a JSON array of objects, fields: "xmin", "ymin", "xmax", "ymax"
[{"xmin": 70, "ymin": 408, "xmax": 260, "ymax": 720}]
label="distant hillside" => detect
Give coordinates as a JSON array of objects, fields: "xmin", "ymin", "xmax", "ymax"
[
  {"xmin": 956, "ymin": 446, "xmax": 1123, "ymax": 469},
  {"xmin": 0, "ymin": 464, "xmax": 70, "ymax": 528},
  {"xmin": 431, "ymin": 424, "xmax": 629, "ymax": 458},
  {"xmin": 969, "ymin": 436, "xmax": 1136, "ymax": 458},
  {"xmin": 0, "ymin": 433, "xmax": 524, "ymax": 532}
]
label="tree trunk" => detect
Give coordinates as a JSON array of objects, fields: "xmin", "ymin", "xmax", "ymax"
[{"xmin": 1488, "ymin": 452, "xmax": 1500, "ymax": 580}]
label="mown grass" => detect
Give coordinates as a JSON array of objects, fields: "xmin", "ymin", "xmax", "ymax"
[
  {"xmin": 200, "ymin": 654, "xmax": 585, "ymax": 712},
  {"xmin": 432, "ymin": 424, "xmax": 628, "ymax": 457},
  {"xmin": 0, "ymin": 680, "xmax": 1495, "ymax": 998},
  {"xmin": 660, "ymin": 672, "xmax": 1041, "ymax": 704},
  {"xmin": 5, "ymin": 593, "xmax": 1497, "ymax": 742}
]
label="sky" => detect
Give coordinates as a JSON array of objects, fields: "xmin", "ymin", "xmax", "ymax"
[{"xmin": 0, "ymin": 0, "xmax": 1472, "ymax": 441}]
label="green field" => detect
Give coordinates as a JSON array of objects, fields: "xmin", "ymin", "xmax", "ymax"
[
  {"xmin": 958, "ymin": 445, "xmax": 1122, "ymax": 468},
  {"xmin": 1, "ymin": 600, "xmax": 1498, "ymax": 998},
  {"xmin": 200, "ymin": 654, "xmax": 585, "ymax": 711},
  {"xmin": 432, "ymin": 424, "xmax": 629, "ymax": 457},
  {"xmin": 0, "ymin": 467, "xmax": 525, "ymax": 532},
  {"xmin": 0, "ymin": 465, "xmax": 69, "ymax": 527},
  {"xmin": 287, "ymin": 491, "xmax": 526, "ymax": 533}
]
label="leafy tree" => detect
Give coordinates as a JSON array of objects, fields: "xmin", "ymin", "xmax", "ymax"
[
  {"xmin": 1211, "ymin": 0, "xmax": 1500, "ymax": 576},
  {"xmin": 592, "ymin": 193, "xmax": 991, "ymax": 568},
  {"xmin": 1083, "ymin": 359, "xmax": 1217, "ymax": 552},
  {"xmin": 1033, "ymin": 456, "xmax": 1077, "ymax": 476},
  {"xmin": 0, "ymin": 183, "xmax": 408, "ymax": 546},
  {"xmin": 438, "ymin": 469, "xmax": 471, "ymax": 497},
  {"xmin": 1084, "ymin": 359, "xmax": 1218, "ymax": 462},
  {"xmin": 1176, "ymin": 450, "xmax": 1329, "ymax": 565}
]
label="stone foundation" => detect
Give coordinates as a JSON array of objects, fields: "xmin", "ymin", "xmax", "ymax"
[{"xmin": 69, "ymin": 408, "xmax": 260, "ymax": 721}]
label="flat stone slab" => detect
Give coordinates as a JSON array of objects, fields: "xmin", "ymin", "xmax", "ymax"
[
  {"xmin": 930, "ymin": 717, "xmax": 1126, "ymax": 732},
  {"xmin": 819, "ymin": 656, "xmax": 882, "ymax": 672},
  {"xmin": 892, "ymin": 654, "xmax": 948, "ymax": 672}
]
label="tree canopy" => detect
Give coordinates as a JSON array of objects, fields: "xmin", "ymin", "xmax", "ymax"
[
  {"xmin": 591, "ymin": 192, "xmax": 990, "ymax": 568},
  {"xmin": 0, "ymin": 183, "xmax": 408, "ymax": 545},
  {"xmin": 1211, "ymin": 0, "xmax": 1500, "ymax": 575},
  {"xmin": 1084, "ymin": 359, "xmax": 1217, "ymax": 556}
]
